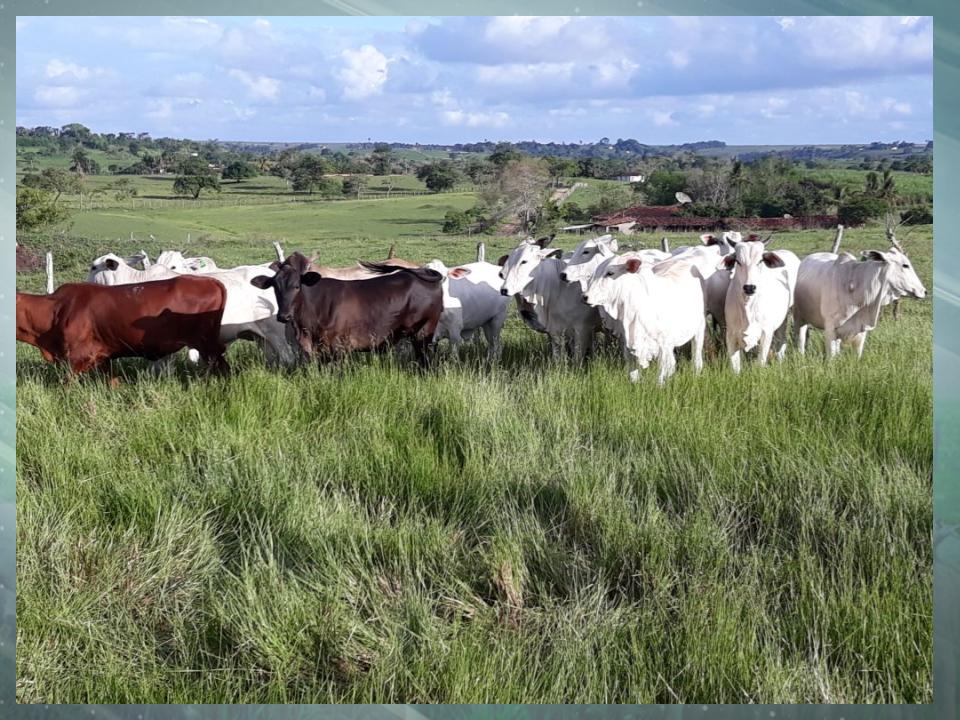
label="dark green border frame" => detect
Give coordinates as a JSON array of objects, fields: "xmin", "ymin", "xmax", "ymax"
[{"xmin": 2, "ymin": 1, "xmax": 954, "ymax": 716}]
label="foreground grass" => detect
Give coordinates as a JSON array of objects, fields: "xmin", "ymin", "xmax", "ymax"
[{"xmin": 16, "ymin": 226, "xmax": 932, "ymax": 703}]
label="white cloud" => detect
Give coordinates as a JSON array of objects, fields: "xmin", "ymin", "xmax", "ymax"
[
  {"xmin": 34, "ymin": 85, "xmax": 83, "ymax": 107},
  {"xmin": 308, "ymin": 85, "xmax": 326, "ymax": 100},
  {"xmin": 476, "ymin": 62, "xmax": 574, "ymax": 87},
  {"xmin": 338, "ymin": 45, "xmax": 388, "ymax": 100},
  {"xmin": 45, "ymin": 59, "xmax": 91, "ymax": 80},
  {"xmin": 668, "ymin": 50, "xmax": 690, "ymax": 69},
  {"xmin": 882, "ymin": 97, "xmax": 912, "ymax": 115},
  {"xmin": 228, "ymin": 69, "xmax": 279, "ymax": 100},
  {"xmin": 484, "ymin": 16, "xmax": 571, "ymax": 42},
  {"xmin": 649, "ymin": 110, "xmax": 676, "ymax": 127},
  {"xmin": 777, "ymin": 18, "xmax": 796, "ymax": 31},
  {"xmin": 441, "ymin": 109, "xmax": 509, "ymax": 128}
]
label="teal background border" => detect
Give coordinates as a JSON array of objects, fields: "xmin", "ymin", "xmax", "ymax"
[{"xmin": 2, "ymin": 0, "xmax": 954, "ymax": 716}]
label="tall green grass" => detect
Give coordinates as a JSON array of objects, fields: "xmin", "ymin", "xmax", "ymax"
[{"xmin": 16, "ymin": 226, "xmax": 932, "ymax": 703}]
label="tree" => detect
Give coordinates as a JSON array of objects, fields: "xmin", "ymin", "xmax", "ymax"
[
  {"xmin": 290, "ymin": 155, "xmax": 331, "ymax": 193},
  {"xmin": 69, "ymin": 145, "xmax": 98, "ymax": 176},
  {"xmin": 489, "ymin": 142, "xmax": 522, "ymax": 171},
  {"xmin": 370, "ymin": 143, "xmax": 393, "ymax": 176},
  {"xmin": 642, "ymin": 170, "xmax": 687, "ymax": 205},
  {"xmin": 173, "ymin": 174, "xmax": 221, "ymax": 199},
  {"xmin": 416, "ymin": 160, "xmax": 461, "ymax": 191},
  {"xmin": 17, "ymin": 187, "xmax": 70, "ymax": 232},
  {"xmin": 112, "ymin": 178, "xmax": 138, "ymax": 200},
  {"xmin": 342, "ymin": 175, "xmax": 367, "ymax": 199},
  {"xmin": 838, "ymin": 196, "xmax": 888, "ymax": 226},
  {"xmin": 545, "ymin": 156, "xmax": 578, "ymax": 187},
  {"xmin": 496, "ymin": 158, "xmax": 551, "ymax": 231},
  {"xmin": 222, "ymin": 161, "xmax": 258, "ymax": 183},
  {"xmin": 20, "ymin": 167, "xmax": 81, "ymax": 204}
]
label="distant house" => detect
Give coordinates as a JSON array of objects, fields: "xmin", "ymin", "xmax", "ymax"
[{"xmin": 614, "ymin": 174, "xmax": 645, "ymax": 183}]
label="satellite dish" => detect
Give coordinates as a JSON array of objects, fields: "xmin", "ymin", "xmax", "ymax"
[
  {"xmin": 675, "ymin": 191, "xmax": 692, "ymax": 205},
  {"xmin": 783, "ymin": 213, "xmax": 793, "ymax": 219}
]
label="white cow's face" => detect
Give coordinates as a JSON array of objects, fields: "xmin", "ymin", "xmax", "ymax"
[
  {"xmin": 156, "ymin": 250, "xmax": 189, "ymax": 271},
  {"xmin": 584, "ymin": 254, "xmax": 645, "ymax": 307},
  {"xmin": 499, "ymin": 242, "xmax": 561, "ymax": 296},
  {"xmin": 867, "ymin": 247, "xmax": 927, "ymax": 299},
  {"xmin": 88, "ymin": 253, "xmax": 127, "ymax": 285},
  {"xmin": 720, "ymin": 241, "xmax": 785, "ymax": 298},
  {"xmin": 561, "ymin": 235, "xmax": 617, "ymax": 289}
]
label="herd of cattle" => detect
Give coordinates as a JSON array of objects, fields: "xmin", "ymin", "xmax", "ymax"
[{"xmin": 15, "ymin": 230, "xmax": 926, "ymax": 385}]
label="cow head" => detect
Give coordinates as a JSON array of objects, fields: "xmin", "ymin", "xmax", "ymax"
[
  {"xmin": 560, "ymin": 234, "xmax": 618, "ymax": 288},
  {"xmin": 88, "ymin": 253, "xmax": 129, "ymax": 285},
  {"xmin": 719, "ymin": 241, "xmax": 786, "ymax": 297},
  {"xmin": 499, "ymin": 240, "xmax": 562, "ymax": 296},
  {"xmin": 250, "ymin": 253, "xmax": 313, "ymax": 323},
  {"xmin": 862, "ymin": 247, "xmax": 927, "ymax": 300},
  {"xmin": 583, "ymin": 252, "xmax": 647, "ymax": 308}
]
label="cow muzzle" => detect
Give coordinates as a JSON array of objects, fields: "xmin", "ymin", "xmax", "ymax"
[
  {"xmin": 560, "ymin": 272, "xmax": 569, "ymax": 281},
  {"xmin": 743, "ymin": 284, "xmax": 757, "ymax": 296},
  {"xmin": 277, "ymin": 312, "xmax": 291, "ymax": 323},
  {"xmin": 500, "ymin": 288, "xmax": 509, "ymax": 296}
]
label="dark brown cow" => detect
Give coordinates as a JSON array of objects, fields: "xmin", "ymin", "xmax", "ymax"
[
  {"xmin": 16, "ymin": 276, "xmax": 228, "ymax": 379},
  {"xmin": 251, "ymin": 252, "xmax": 443, "ymax": 364}
]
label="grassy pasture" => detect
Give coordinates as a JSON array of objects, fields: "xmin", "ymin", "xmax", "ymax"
[{"xmin": 15, "ymin": 190, "xmax": 932, "ymax": 703}]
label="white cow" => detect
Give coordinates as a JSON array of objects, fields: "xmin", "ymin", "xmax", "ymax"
[
  {"xmin": 583, "ymin": 252, "xmax": 706, "ymax": 385},
  {"xmin": 561, "ymin": 234, "xmax": 670, "ymax": 290},
  {"xmin": 719, "ymin": 241, "xmax": 800, "ymax": 373},
  {"xmin": 668, "ymin": 231, "xmax": 743, "ymax": 325},
  {"xmin": 499, "ymin": 238, "xmax": 601, "ymax": 362},
  {"xmin": 793, "ymin": 246, "xmax": 926, "ymax": 358},
  {"xmin": 155, "ymin": 250, "xmax": 219, "ymax": 273},
  {"xmin": 423, "ymin": 259, "xmax": 510, "ymax": 361},
  {"xmin": 87, "ymin": 254, "xmax": 295, "ymax": 365}
]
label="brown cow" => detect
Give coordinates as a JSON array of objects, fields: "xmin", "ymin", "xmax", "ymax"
[
  {"xmin": 16, "ymin": 276, "xmax": 229, "ymax": 379},
  {"xmin": 251, "ymin": 252, "xmax": 442, "ymax": 365}
]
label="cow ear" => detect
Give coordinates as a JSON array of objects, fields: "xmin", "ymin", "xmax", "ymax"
[
  {"xmin": 544, "ymin": 248, "xmax": 563, "ymax": 259},
  {"xmin": 625, "ymin": 258, "xmax": 642, "ymax": 273},
  {"xmin": 535, "ymin": 235, "xmax": 553, "ymax": 249},
  {"xmin": 762, "ymin": 252, "xmax": 785, "ymax": 269},
  {"xmin": 700, "ymin": 233, "xmax": 715, "ymax": 246},
  {"xmin": 497, "ymin": 254, "xmax": 509, "ymax": 267},
  {"xmin": 717, "ymin": 254, "xmax": 736, "ymax": 271},
  {"xmin": 746, "ymin": 234, "xmax": 760, "ymax": 243},
  {"xmin": 449, "ymin": 267, "xmax": 470, "ymax": 278},
  {"xmin": 268, "ymin": 260, "xmax": 281, "ymax": 272},
  {"xmin": 105, "ymin": 258, "xmax": 119, "ymax": 271},
  {"xmin": 250, "ymin": 275, "xmax": 274, "ymax": 289},
  {"xmin": 300, "ymin": 271, "xmax": 322, "ymax": 287},
  {"xmin": 864, "ymin": 250, "xmax": 886, "ymax": 262}
]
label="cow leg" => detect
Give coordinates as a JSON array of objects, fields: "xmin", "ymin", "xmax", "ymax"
[
  {"xmin": 893, "ymin": 299, "xmax": 902, "ymax": 321},
  {"xmin": 411, "ymin": 337, "xmax": 433, "ymax": 368},
  {"xmin": 773, "ymin": 318, "xmax": 789, "ymax": 362},
  {"xmin": 549, "ymin": 333, "xmax": 564, "ymax": 362},
  {"xmin": 446, "ymin": 328, "xmax": 463, "ymax": 363},
  {"xmin": 692, "ymin": 320, "xmax": 706, "ymax": 374},
  {"xmin": 793, "ymin": 318, "xmax": 808, "ymax": 356},
  {"xmin": 726, "ymin": 328, "xmax": 742, "ymax": 374},
  {"xmin": 824, "ymin": 325, "xmax": 840, "ymax": 358},
  {"xmin": 657, "ymin": 347, "xmax": 677, "ymax": 386},
  {"xmin": 757, "ymin": 332, "xmax": 774, "ymax": 367},
  {"xmin": 482, "ymin": 315, "xmax": 505, "ymax": 363},
  {"xmin": 853, "ymin": 331, "xmax": 869, "ymax": 358}
]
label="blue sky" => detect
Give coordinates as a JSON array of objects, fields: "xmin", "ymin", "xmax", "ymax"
[{"xmin": 15, "ymin": 15, "xmax": 933, "ymax": 145}]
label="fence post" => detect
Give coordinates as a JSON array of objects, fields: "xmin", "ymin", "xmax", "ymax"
[
  {"xmin": 45, "ymin": 252, "xmax": 54, "ymax": 294},
  {"xmin": 476, "ymin": 242, "xmax": 486, "ymax": 263},
  {"xmin": 831, "ymin": 224, "xmax": 844, "ymax": 254},
  {"xmin": 661, "ymin": 236, "xmax": 670, "ymax": 253},
  {"xmin": 273, "ymin": 241, "xmax": 285, "ymax": 262}
]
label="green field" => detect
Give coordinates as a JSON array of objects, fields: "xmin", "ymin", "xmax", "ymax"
[{"xmin": 15, "ymin": 188, "xmax": 932, "ymax": 703}]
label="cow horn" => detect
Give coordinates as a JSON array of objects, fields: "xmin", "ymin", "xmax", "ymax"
[{"xmin": 762, "ymin": 231, "xmax": 774, "ymax": 245}]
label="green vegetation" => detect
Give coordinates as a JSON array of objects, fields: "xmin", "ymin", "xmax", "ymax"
[
  {"xmin": 15, "ymin": 128, "xmax": 933, "ymax": 703},
  {"xmin": 16, "ymin": 211, "xmax": 932, "ymax": 703}
]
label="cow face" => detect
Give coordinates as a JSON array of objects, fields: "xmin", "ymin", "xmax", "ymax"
[
  {"xmin": 561, "ymin": 235, "xmax": 617, "ymax": 288},
  {"xmin": 864, "ymin": 247, "xmax": 927, "ymax": 300},
  {"xmin": 88, "ymin": 253, "xmax": 127, "ymax": 285},
  {"xmin": 583, "ymin": 253, "xmax": 644, "ymax": 307},
  {"xmin": 721, "ymin": 241, "xmax": 785, "ymax": 298},
  {"xmin": 250, "ymin": 255, "xmax": 311, "ymax": 323},
  {"xmin": 499, "ymin": 241, "xmax": 562, "ymax": 297}
]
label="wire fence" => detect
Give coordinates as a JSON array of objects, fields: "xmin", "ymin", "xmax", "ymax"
[{"xmin": 58, "ymin": 184, "xmax": 480, "ymax": 212}]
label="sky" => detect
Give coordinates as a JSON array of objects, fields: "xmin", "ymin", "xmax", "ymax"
[{"xmin": 15, "ymin": 15, "xmax": 933, "ymax": 145}]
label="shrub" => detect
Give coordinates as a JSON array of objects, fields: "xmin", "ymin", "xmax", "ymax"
[{"xmin": 838, "ymin": 196, "xmax": 888, "ymax": 226}]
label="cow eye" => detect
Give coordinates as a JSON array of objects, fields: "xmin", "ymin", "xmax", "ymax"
[
  {"xmin": 606, "ymin": 271, "xmax": 614, "ymax": 277},
  {"xmin": 902, "ymin": 263, "xmax": 910, "ymax": 269},
  {"xmin": 520, "ymin": 260, "xmax": 527, "ymax": 265}
]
